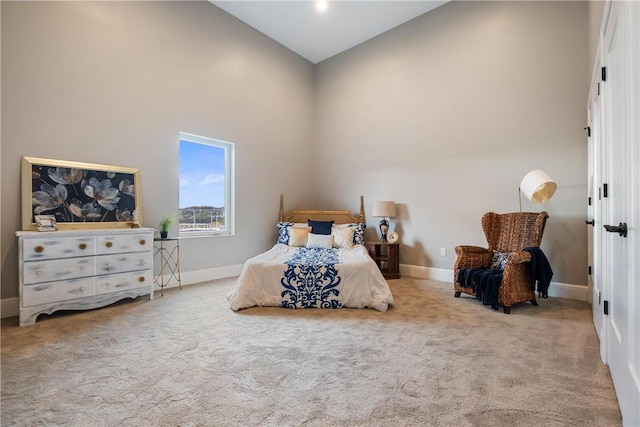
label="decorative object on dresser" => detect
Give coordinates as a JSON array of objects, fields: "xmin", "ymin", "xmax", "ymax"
[
  {"xmin": 371, "ymin": 201, "xmax": 396, "ymax": 242},
  {"xmin": 519, "ymin": 169, "xmax": 557, "ymax": 211},
  {"xmin": 16, "ymin": 228, "xmax": 154, "ymax": 326},
  {"xmin": 22, "ymin": 156, "xmax": 141, "ymax": 231},
  {"xmin": 366, "ymin": 241, "xmax": 400, "ymax": 279},
  {"xmin": 34, "ymin": 215, "xmax": 58, "ymax": 232}
]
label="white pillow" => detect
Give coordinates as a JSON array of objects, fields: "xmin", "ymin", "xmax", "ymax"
[
  {"xmin": 331, "ymin": 226, "xmax": 355, "ymax": 249},
  {"xmin": 306, "ymin": 233, "xmax": 333, "ymax": 249},
  {"xmin": 288, "ymin": 227, "xmax": 309, "ymax": 247},
  {"xmin": 332, "ymin": 223, "xmax": 365, "ymax": 246}
]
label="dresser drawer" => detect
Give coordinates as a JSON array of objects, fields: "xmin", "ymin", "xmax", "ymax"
[
  {"xmin": 96, "ymin": 233, "xmax": 152, "ymax": 255},
  {"xmin": 22, "ymin": 277, "xmax": 96, "ymax": 307},
  {"xmin": 22, "ymin": 236, "xmax": 95, "ymax": 261},
  {"xmin": 96, "ymin": 270, "xmax": 152, "ymax": 295},
  {"xmin": 23, "ymin": 257, "xmax": 96, "ymax": 285},
  {"xmin": 97, "ymin": 252, "xmax": 151, "ymax": 275}
]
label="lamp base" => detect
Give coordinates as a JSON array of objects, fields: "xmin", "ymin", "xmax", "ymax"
[{"xmin": 379, "ymin": 218, "xmax": 389, "ymax": 242}]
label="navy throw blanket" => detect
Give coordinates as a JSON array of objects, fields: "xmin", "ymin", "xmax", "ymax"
[
  {"xmin": 523, "ymin": 247, "xmax": 553, "ymax": 298},
  {"xmin": 457, "ymin": 268, "xmax": 503, "ymax": 310}
]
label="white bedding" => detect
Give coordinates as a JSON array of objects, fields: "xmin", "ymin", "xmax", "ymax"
[{"xmin": 227, "ymin": 244, "xmax": 394, "ymax": 312}]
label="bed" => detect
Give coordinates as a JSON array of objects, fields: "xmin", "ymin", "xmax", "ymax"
[{"xmin": 227, "ymin": 196, "xmax": 394, "ymax": 312}]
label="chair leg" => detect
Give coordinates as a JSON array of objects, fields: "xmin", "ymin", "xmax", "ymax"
[
  {"xmin": 454, "ymin": 291, "xmax": 461, "ymax": 297},
  {"xmin": 531, "ymin": 299, "xmax": 539, "ymax": 306},
  {"xmin": 503, "ymin": 306, "xmax": 511, "ymax": 314}
]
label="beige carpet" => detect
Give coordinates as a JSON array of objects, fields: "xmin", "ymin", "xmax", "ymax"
[{"xmin": 1, "ymin": 277, "xmax": 621, "ymax": 426}]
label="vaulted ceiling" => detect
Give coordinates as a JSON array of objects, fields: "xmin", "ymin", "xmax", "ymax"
[{"xmin": 210, "ymin": 1, "xmax": 449, "ymax": 63}]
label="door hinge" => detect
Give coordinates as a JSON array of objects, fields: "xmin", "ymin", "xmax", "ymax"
[
  {"xmin": 604, "ymin": 300, "xmax": 609, "ymax": 315},
  {"xmin": 598, "ymin": 292, "xmax": 601, "ymax": 305},
  {"xmin": 588, "ymin": 196, "xmax": 592, "ymax": 206},
  {"xmin": 588, "ymin": 266, "xmax": 592, "ymax": 275},
  {"xmin": 585, "ymin": 126, "xmax": 591, "ymax": 137},
  {"xmin": 603, "ymin": 183, "xmax": 608, "ymax": 198},
  {"xmin": 598, "ymin": 82, "xmax": 600, "ymax": 95},
  {"xmin": 602, "ymin": 66, "xmax": 607, "ymax": 82}
]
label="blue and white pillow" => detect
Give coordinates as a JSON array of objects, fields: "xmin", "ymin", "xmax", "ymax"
[
  {"xmin": 352, "ymin": 223, "xmax": 365, "ymax": 245},
  {"xmin": 491, "ymin": 251, "xmax": 510, "ymax": 270},
  {"xmin": 277, "ymin": 222, "xmax": 293, "ymax": 244}
]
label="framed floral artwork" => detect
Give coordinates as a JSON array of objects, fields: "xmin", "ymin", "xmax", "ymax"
[{"xmin": 22, "ymin": 157, "xmax": 142, "ymax": 231}]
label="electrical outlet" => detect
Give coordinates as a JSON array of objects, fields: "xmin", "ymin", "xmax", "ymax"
[{"xmin": 440, "ymin": 248, "xmax": 447, "ymax": 257}]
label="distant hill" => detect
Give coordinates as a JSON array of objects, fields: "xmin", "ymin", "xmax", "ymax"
[{"xmin": 179, "ymin": 206, "xmax": 225, "ymax": 224}]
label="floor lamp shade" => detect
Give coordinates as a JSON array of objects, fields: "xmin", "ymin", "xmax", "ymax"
[{"xmin": 520, "ymin": 170, "xmax": 557, "ymax": 204}]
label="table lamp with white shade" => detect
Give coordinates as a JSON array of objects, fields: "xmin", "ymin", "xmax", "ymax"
[{"xmin": 372, "ymin": 201, "xmax": 397, "ymax": 242}]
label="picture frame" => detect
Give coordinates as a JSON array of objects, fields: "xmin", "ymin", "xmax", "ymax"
[
  {"xmin": 22, "ymin": 157, "xmax": 142, "ymax": 231},
  {"xmin": 35, "ymin": 215, "xmax": 58, "ymax": 232}
]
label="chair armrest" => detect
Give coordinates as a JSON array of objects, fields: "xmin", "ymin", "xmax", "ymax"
[
  {"xmin": 454, "ymin": 246, "xmax": 492, "ymax": 269},
  {"xmin": 505, "ymin": 251, "xmax": 533, "ymax": 266},
  {"xmin": 455, "ymin": 245, "xmax": 490, "ymax": 255}
]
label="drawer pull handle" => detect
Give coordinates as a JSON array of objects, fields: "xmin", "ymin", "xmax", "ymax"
[
  {"xmin": 138, "ymin": 276, "xmax": 145, "ymax": 282},
  {"xmin": 80, "ymin": 265, "xmax": 86, "ymax": 270},
  {"xmin": 139, "ymin": 239, "xmax": 146, "ymax": 245},
  {"xmin": 79, "ymin": 287, "xmax": 84, "ymax": 292},
  {"xmin": 34, "ymin": 246, "xmax": 44, "ymax": 253},
  {"xmin": 79, "ymin": 243, "xmax": 87, "ymax": 250},
  {"xmin": 36, "ymin": 270, "xmax": 42, "ymax": 275},
  {"xmin": 105, "ymin": 242, "xmax": 113, "ymax": 248}
]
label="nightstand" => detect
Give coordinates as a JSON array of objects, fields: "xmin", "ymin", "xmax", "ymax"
[{"xmin": 366, "ymin": 242, "xmax": 400, "ymax": 279}]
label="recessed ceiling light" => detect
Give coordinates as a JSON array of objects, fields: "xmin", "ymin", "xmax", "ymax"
[{"xmin": 316, "ymin": 0, "xmax": 328, "ymax": 12}]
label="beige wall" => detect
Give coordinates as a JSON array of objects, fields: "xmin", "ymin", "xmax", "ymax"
[
  {"xmin": 1, "ymin": 1, "xmax": 590, "ymax": 301},
  {"xmin": 314, "ymin": 1, "xmax": 588, "ymax": 285},
  {"xmin": 1, "ymin": 1, "xmax": 316, "ymax": 299}
]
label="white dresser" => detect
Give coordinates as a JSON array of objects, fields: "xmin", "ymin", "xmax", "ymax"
[{"xmin": 16, "ymin": 228, "xmax": 155, "ymax": 326}]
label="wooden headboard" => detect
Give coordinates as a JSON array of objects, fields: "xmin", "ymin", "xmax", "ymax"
[{"xmin": 278, "ymin": 195, "xmax": 365, "ymax": 224}]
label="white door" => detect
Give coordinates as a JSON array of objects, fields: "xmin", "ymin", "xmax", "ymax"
[
  {"xmin": 587, "ymin": 66, "xmax": 606, "ymax": 360},
  {"xmin": 600, "ymin": 2, "xmax": 640, "ymax": 425}
]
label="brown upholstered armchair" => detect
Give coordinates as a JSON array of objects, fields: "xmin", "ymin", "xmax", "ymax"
[{"xmin": 454, "ymin": 211, "xmax": 549, "ymax": 314}]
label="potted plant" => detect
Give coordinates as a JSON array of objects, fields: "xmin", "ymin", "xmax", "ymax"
[{"xmin": 159, "ymin": 214, "xmax": 176, "ymax": 239}]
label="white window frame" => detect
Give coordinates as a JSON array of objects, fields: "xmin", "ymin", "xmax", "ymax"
[{"xmin": 179, "ymin": 131, "xmax": 235, "ymax": 238}]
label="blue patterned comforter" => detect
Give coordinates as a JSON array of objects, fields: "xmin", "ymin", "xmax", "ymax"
[{"xmin": 227, "ymin": 244, "xmax": 394, "ymax": 312}]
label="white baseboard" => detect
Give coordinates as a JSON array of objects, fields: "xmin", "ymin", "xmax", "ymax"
[
  {"xmin": 545, "ymin": 282, "xmax": 589, "ymax": 302},
  {"xmin": 400, "ymin": 264, "xmax": 453, "ymax": 283},
  {"xmin": 1, "ymin": 264, "xmax": 244, "ymax": 319},
  {"xmin": 399, "ymin": 264, "xmax": 588, "ymax": 302}
]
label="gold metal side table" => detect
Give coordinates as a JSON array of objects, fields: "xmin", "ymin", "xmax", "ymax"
[{"xmin": 153, "ymin": 237, "xmax": 182, "ymax": 296}]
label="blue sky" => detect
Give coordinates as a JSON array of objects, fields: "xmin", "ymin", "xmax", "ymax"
[{"xmin": 179, "ymin": 140, "xmax": 225, "ymax": 208}]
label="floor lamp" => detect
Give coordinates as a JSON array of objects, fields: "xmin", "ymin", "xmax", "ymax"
[{"xmin": 519, "ymin": 170, "xmax": 557, "ymax": 211}]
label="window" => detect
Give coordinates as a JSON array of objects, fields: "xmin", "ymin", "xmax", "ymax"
[{"xmin": 179, "ymin": 132, "xmax": 235, "ymax": 237}]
